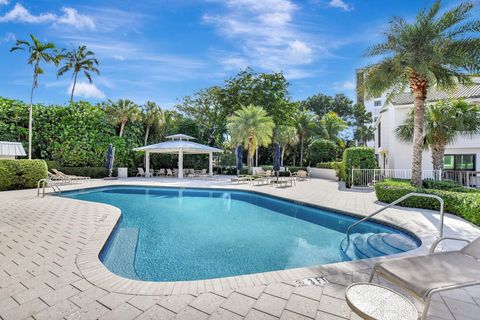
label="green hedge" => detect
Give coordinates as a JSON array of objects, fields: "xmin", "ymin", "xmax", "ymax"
[
  {"xmin": 375, "ymin": 179, "xmax": 480, "ymax": 225},
  {"xmin": 307, "ymin": 139, "xmax": 339, "ymax": 164},
  {"xmin": 0, "ymin": 160, "xmax": 48, "ymax": 191},
  {"xmin": 343, "ymin": 147, "xmax": 377, "ymax": 188}
]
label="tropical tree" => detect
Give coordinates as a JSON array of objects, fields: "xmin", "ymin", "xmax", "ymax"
[
  {"xmin": 396, "ymin": 99, "xmax": 480, "ymax": 171},
  {"xmin": 363, "ymin": 0, "xmax": 480, "ymax": 186},
  {"xmin": 142, "ymin": 101, "xmax": 164, "ymax": 145},
  {"xmin": 104, "ymin": 99, "xmax": 140, "ymax": 137},
  {"xmin": 57, "ymin": 45, "xmax": 100, "ymax": 102},
  {"xmin": 295, "ymin": 109, "xmax": 317, "ymax": 166},
  {"xmin": 227, "ymin": 105, "xmax": 275, "ymax": 170},
  {"xmin": 315, "ymin": 111, "xmax": 347, "ymax": 143},
  {"xmin": 10, "ymin": 34, "xmax": 61, "ymax": 159},
  {"xmin": 274, "ymin": 125, "xmax": 298, "ymax": 166},
  {"xmin": 352, "ymin": 103, "xmax": 375, "ymax": 146}
]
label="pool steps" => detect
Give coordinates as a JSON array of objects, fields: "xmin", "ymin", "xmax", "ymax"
[{"xmin": 341, "ymin": 232, "xmax": 417, "ymax": 261}]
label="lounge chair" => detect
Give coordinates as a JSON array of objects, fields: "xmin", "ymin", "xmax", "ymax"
[
  {"xmin": 296, "ymin": 170, "xmax": 310, "ymax": 181},
  {"xmin": 136, "ymin": 168, "xmax": 146, "ymax": 177},
  {"xmin": 166, "ymin": 169, "xmax": 174, "ymax": 177},
  {"xmin": 368, "ymin": 236, "xmax": 480, "ymax": 320},
  {"xmin": 51, "ymin": 169, "xmax": 90, "ymax": 181},
  {"xmin": 156, "ymin": 169, "xmax": 165, "ymax": 176},
  {"xmin": 48, "ymin": 171, "xmax": 70, "ymax": 184}
]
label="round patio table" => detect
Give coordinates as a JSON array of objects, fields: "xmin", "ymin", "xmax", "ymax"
[{"xmin": 345, "ymin": 283, "xmax": 418, "ymax": 320}]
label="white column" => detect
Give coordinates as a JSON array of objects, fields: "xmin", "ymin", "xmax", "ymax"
[
  {"xmin": 178, "ymin": 149, "xmax": 184, "ymax": 179},
  {"xmin": 145, "ymin": 151, "xmax": 150, "ymax": 178},
  {"xmin": 209, "ymin": 152, "xmax": 213, "ymax": 176}
]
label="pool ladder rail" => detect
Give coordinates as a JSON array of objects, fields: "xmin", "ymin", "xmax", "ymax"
[
  {"xmin": 37, "ymin": 178, "xmax": 63, "ymax": 197},
  {"xmin": 341, "ymin": 193, "xmax": 444, "ymax": 261}
]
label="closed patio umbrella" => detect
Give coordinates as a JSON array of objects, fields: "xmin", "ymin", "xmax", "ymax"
[
  {"xmin": 273, "ymin": 143, "xmax": 281, "ymax": 181},
  {"xmin": 236, "ymin": 145, "xmax": 243, "ymax": 176}
]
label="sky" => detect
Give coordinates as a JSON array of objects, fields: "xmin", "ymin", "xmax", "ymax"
[{"xmin": 0, "ymin": 0, "xmax": 471, "ymax": 108}]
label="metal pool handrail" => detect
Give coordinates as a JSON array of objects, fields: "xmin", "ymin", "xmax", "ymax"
[{"xmin": 344, "ymin": 193, "xmax": 444, "ymax": 250}]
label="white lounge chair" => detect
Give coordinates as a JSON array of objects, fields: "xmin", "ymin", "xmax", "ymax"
[
  {"xmin": 368, "ymin": 236, "xmax": 480, "ymax": 320},
  {"xmin": 136, "ymin": 167, "xmax": 146, "ymax": 177}
]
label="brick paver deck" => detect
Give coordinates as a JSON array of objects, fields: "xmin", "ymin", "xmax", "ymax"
[{"xmin": 0, "ymin": 178, "xmax": 479, "ymax": 320}]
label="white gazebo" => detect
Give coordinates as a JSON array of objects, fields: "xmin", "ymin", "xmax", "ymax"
[
  {"xmin": 0, "ymin": 141, "xmax": 26, "ymax": 159},
  {"xmin": 133, "ymin": 134, "xmax": 223, "ymax": 179}
]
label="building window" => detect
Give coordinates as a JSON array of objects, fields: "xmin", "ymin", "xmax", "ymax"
[
  {"xmin": 374, "ymin": 100, "xmax": 382, "ymax": 107},
  {"xmin": 443, "ymin": 154, "xmax": 476, "ymax": 171},
  {"xmin": 377, "ymin": 122, "xmax": 381, "ymax": 148}
]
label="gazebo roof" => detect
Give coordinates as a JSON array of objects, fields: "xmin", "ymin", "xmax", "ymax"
[
  {"xmin": 133, "ymin": 137, "xmax": 222, "ymax": 154},
  {"xmin": 0, "ymin": 141, "xmax": 26, "ymax": 157},
  {"xmin": 165, "ymin": 134, "xmax": 195, "ymax": 141}
]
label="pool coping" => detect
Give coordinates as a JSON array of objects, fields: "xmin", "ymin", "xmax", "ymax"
[{"xmin": 71, "ymin": 182, "xmax": 432, "ymax": 296}]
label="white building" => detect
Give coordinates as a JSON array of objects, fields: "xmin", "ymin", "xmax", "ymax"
[{"xmin": 371, "ymin": 82, "xmax": 480, "ymax": 172}]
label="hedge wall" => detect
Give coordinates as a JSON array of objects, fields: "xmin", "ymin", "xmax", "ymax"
[
  {"xmin": 375, "ymin": 179, "xmax": 480, "ymax": 226},
  {"xmin": 307, "ymin": 139, "xmax": 339, "ymax": 164},
  {"xmin": 343, "ymin": 147, "xmax": 376, "ymax": 188},
  {"xmin": 0, "ymin": 160, "xmax": 48, "ymax": 191}
]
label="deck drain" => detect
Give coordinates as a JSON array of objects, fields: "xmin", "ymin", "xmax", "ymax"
[{"xmin": 294, "ymin": 276, "xmax": 329, "ymax": 287}]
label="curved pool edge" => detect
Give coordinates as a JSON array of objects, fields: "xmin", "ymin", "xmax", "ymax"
[{"xmin": 70, "ymin": 183, "xmax": 430, "ymax": 296}]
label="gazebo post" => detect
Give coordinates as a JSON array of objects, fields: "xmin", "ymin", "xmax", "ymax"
[
  {"xmin": 178, "ymin": 149, "xmax": 184, "ymax": 179},
  {"xmin": 145, "ymin": 151, "xmax": 150, "ymax": 177},
  {"xmin": 209, "ymin": 151, "xmax": 213, "ymax": 176}
]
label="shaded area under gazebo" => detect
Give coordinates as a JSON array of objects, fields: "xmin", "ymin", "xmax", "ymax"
[{"xmin": 133, "ymin": 134, "xmax": 223, "ymax": 179}]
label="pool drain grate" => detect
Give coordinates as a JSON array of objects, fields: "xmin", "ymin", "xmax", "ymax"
[{"xmin": 294, "ymin": 276, "xmax": 329, "ymax": 287}]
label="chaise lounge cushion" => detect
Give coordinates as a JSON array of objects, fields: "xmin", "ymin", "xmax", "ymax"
[
  {"xmin": 461, "ymin": 237, "xmax": 480, "ymax": 259},
  {"xmin": 374, "ymin": 251, "xmax": 480, "ymax": 299}
]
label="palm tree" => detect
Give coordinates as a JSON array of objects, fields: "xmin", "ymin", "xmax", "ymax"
[
  {"xmin": 142, "ymin": 101, "xmax": 164, "ymax": 145},
  {"xmin": 274, "ymin": 125, "xmax": 298, "ymax": 166},
  {"xmin": 227, "ymin": 105, "xmax": 275, "ymax": 170},
  {"xmin": 315, "ymin": 111, "xmax": 347, "ymax": 143},
  {"xmin": 295, "ymin": 109, "xmax": 317, "ymax": 166},
  {"xmin": 57, "ymin": 45, "xmax": 100, "ymax": 102},
  {"xmin": 363, "ymin": 0, "xmax": 480, "ymax": 186},
  {"xmin": 396, "ymin": 99, "xmax": 480, "ymax": 171},
  {"xmin": 10, "ymin": 34, "xmax": 61, "ymax": 159},
  {"xmin": 104, "ymin": 99, "xmax": 140, "ymax": 137}
]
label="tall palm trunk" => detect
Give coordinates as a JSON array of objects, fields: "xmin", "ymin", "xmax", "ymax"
[
  {"xmin": 431, "ymin": 143, "xmax": 446, "ymax": 172},
  {"xmin": 144, "ymin": 125, "xmax": 151, "ymax": 146},
  {"xmin": 28, "ymin": 68, "xmax": 37, "ymax": 160},
  {"xmin": 280, "ymin": 146, "xmax": 285, "ymax": 167},
  {"xmin": 410, "ymin": 74, "xmax": 428, "ymax": 187},
  {"xmin": 70, "ymin": 72, "xmax": 78, "ymax": 103},
  {"xmin": 300, "ymin": 136, "xmax": 304, "ymax": 166},
  {"xmin": 119, "ymin": 121, "xmax": 126, "ymax": 137}
]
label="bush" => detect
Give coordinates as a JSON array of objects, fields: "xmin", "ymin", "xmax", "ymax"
[
  {"xmin": 307, "ymin": 139, "xmax": 339, "ymax": 164},
  {"xmin": 317, "ymin": 161, "xmax": 344, "ymax": 180},
  {"xmin": 422, "ymin": 179, "xmax": 479, "ymax": 193},
  {"xmin": 0, "ymin": 160, "xmax": 48, "ymax": 191},
  {"xmin": 375, "ymin": 179, "xmax": 480, "ymax": 225},
  {"xmin": 60, "ymin": 167, "xmax": 109, "ymax": 178},
  {"xmin": 343, "ymin": 147, "xmax": 377, "ymax": 188}
]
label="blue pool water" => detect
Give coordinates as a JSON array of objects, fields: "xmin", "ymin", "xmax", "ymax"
[{"xmin": 63, "ymin": 186, "xmax": 419, "ymax": 281}]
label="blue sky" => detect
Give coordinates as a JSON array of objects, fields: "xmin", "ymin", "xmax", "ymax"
[{"xmin": 0, "ymin": 0, "xmax": 469, "ymax": 108}]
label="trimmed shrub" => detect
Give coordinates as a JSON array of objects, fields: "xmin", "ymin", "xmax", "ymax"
[
  {"xmin": 375, "ymin": 179, "xmax": 480, "ymax": 225},
  {"xmin": 422, "ymin": 179, "xmax": 479, "ymax": 193},
  {"xmin": 317, "ymin": 161, "xmax": 344, "ymax": 180},
  {"xmin": 343, "ymin": 147, "xmax": 377, "ymax": 188},
  {"xmin": 307, "ymin": 139, "xmax": 339, "ymax": 164},
  {"xmin": 0, "ymin": 160, "xmax": 48, "ymax": 191}
]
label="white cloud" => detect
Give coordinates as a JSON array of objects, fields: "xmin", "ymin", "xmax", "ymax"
[
  {"xmin": 57, "ymin": 8, "xmax": 95, "ymax": 30},
  {"xmin": 333, "ymin": 80, "xmax": 355, "ymax": 91},
  {"xmin": 0, "ymin": 3, "xmax": 95, "ymax": 30},
  {"xmin": 0, "ymin": 0, "xmax": 9, "ymax": 5},
  {"xmin": 203, "ymin": 0, "xmax": 316, "ymax": 77},
  {"xmin": 69, "ymin": 82, "xmax": 106, "ymax": 99},
  {"xmin": 0, "ymin": 3, "xmax": 56, "ymax": 23},
  {"xmin": 329, "ymin": 0, "xmax": 353, "ymax": 11},
  {"xmin": 0, "ymin": 32, "xmax": 15, "ymax": 44}
]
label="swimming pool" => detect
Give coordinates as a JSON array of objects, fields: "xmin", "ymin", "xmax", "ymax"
[{"xmin": 63, "ymin": 186, "xmax": 419, "ymax": 281}]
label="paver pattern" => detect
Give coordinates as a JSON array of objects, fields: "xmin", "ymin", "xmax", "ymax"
[{"xmin": 0, "ymin": 178, "xmax": 479, "ymax": 320}]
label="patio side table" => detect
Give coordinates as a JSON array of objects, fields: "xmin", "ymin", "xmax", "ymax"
[
  {"xmin": 345, "ymin": 282, "xmax": 418, "ymax": 320},
  {"xmin": 117, "ymin": 167, "xmax": 128, "ymax": 178}
]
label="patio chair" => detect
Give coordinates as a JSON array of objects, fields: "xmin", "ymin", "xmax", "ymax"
[
  {"xmin": 136, "ymin": 168, "xmax": 146, "ymax": 177},
  {"xmin": 48, "ymin": 171, "xmax": 70, "ymax": 184},
  {"xmin": 368, "ymin": 236, "xmax": 480, "ymax": 320},
  {"xmin": 148, "ymin": 169, "xmax": 154, "ymax": 178},
  {"xmin": 166, "ymin": 169, "xmax": 174, "ymax": 177},
  {"xmin": 296, "ymin": 170, "xmax": 310, "ymax": 181},
  {"xmin": 156, "ymin": 169, "xmax": 165, "ymax": 176},
  {"xmin": 52, "ymin": 169, "xmax": 90, "ymax": 181}
]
